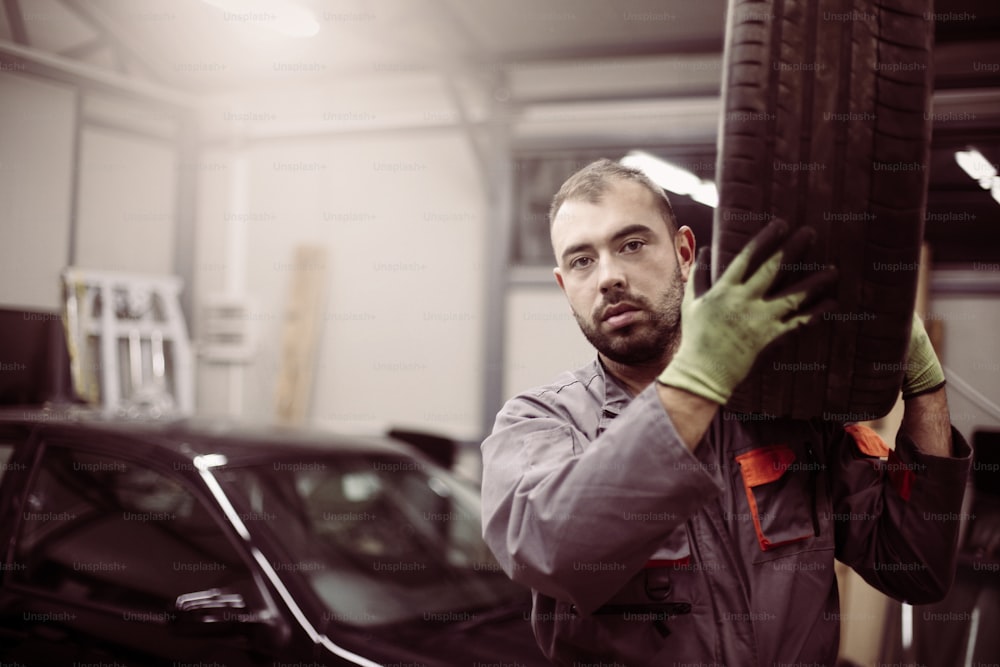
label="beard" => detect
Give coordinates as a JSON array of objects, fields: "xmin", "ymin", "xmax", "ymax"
[{"xmin": 572, "ymin": 264, "xmax": 684, "ymax": 366}]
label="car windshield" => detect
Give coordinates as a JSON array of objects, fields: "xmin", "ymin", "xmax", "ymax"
[{"xmin": 214, "ymin": 452, "xmax": 524, "ymax": 627}]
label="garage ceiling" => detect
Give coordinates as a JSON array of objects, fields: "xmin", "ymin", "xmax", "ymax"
[
  {"xmin": 0, "ymin": 0, "xmax": 730, "ymax": 85},
  {"xmin": 2, "ymin": 0, "xmax": 999, "ymax": 263}
]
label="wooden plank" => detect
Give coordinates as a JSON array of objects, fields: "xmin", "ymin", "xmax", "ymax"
[{"xmin": 274, "ymin": 245, "xmax": 327, "ymax": 425}]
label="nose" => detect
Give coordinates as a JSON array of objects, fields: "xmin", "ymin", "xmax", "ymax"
[{"xmin": 597, "ymin": 255, "xmax": 627, "ymax": 294}]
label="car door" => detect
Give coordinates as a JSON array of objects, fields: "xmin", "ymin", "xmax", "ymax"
[{"xmin": 1, "ymin": 441, "xmax": 293, "ymax": 666}]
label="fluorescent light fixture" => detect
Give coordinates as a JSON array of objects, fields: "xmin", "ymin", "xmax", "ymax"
[
  {"xmin": 621, "ymin": 150, "xmax": 718, "ymax": 208},
  {"xmin": 955, "ymin": 149, "xmax": 997, "ymax": 187},
  {"xmin": 955, "ymin": 148, "xmax": 1000, "ymax": 206},
  {"xmin": 691, "ymin": 182, "xmax": 720, "ymax": 208},
  {"xmin": 201, "ymin": 0, "xmax": 320, "ymax": 38}
]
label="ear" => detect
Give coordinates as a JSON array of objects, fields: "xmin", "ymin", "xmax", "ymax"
[
  {"xmin": 553, "ymin": 266, "xmax": 566, "ymax": 293},
  {"xmin": 674, "ymin": 225, "xmax": 696, "ymax": 282}
]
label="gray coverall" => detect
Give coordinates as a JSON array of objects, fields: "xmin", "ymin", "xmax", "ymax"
[{"xmin": 481, "ymin": 358, "xmax": 972, "ymax": 666}]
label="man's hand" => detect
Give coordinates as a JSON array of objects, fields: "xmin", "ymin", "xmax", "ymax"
[
  {"xmin": 903, "ymin": 313, "xmax": 946, "ymax": 400},
  {"xmin": 657, "ymin": 219, "xmax": 837, "ymax": 406}
]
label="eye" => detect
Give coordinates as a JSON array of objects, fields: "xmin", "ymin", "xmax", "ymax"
[
  {"xmin": 569, "ymin": 256, "xmax": 593, "ymax": 270},
  {"xmin": 622, "ymin": 239, "xmax": 645, "ymax": 254}
]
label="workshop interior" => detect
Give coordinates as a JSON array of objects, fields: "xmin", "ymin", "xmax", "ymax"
[{"xmin": 0, "ymin": 0, "xmax": 999, "ymax": 665}]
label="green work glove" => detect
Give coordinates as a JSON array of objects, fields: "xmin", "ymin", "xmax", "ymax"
[
  {"xmin": 902, "ymin": 313, "xmax": 945, "ymax": 399},
  {"xmin": 657, "ymin": 219, "xmax": 836, "ymax": 405}
]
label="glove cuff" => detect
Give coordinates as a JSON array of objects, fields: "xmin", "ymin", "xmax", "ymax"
[
  {"xmin": 902, "ymin": 379, "xmax": 946, "ymax": 401},
  {"xmin": 902, "ymin": 316, "xmax": 945, "ymax": 399},
  {"xmin": 656, "ymin": 351, "xmax": 732, "ymax": 405}
]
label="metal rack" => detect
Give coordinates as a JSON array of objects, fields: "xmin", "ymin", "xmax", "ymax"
[{"xmin": 62, "ymin": 267, "xmax": 194, "ymax": 417}]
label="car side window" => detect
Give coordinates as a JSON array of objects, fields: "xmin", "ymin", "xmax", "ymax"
[{"xmin": 13, "ymin": 446, "xmax": 253, "ymax": 612}]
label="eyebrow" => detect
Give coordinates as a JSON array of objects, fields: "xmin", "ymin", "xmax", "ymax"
[{"xmin": 559, "ymin": 223, "xmax": 656, "ymax": 264}]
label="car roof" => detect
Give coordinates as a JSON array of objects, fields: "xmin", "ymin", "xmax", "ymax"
[{"xmin": 0, "ymin": 405, "xmax": 419, "ymax": 467}]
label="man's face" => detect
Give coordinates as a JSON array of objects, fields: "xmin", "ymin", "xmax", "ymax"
[{"xmin": 551, "ymin": 179, "xmax": 693, "ymax": 367}]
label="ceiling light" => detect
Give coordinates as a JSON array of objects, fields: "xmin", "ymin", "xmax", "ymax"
[
  {"xmin": 691, "ymin": 182, "xmax": 720, "ymax": 208},
  {"xmin": 201, "ymin": 0, "xmax": 320, "ymax": 38},
  {"xmin": 955, "ymin": 148, "xmax": 1000, "ymax": 206},
  {"xmin": 621, "ymin": 150, "xmax": 717, "ymax": 208},
  {"xmin": 955, "ymin": 148, "xmax": 997, "ymax": 188},
  {"xmin": 271, "ymin": 4, "xmax": 320, "ymax": 38}
]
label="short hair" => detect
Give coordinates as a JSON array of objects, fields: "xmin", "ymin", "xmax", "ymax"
[{"xmin": 548, "ymin": 158, "xmax": 678, "ymax": 234}]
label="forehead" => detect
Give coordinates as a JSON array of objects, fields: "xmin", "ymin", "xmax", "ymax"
[{"xmin": 550, "ymin": 179, "xmax": 665, "ymax": 253}]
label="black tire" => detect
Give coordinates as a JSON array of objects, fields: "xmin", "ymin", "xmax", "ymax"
[{"xmin": 713, "ymin": 0, "xmax": 934, "ymax": 420}]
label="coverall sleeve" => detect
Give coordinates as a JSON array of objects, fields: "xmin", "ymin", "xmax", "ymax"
[
  {"xmin": 830, "ymin": 422, "xmax": 972, "ymax": 604},
  {"xmin": 480, "ymin": 383, "xmax": 724, "ymax": 613}
]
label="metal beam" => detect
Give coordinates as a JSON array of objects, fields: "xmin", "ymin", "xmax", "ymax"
[
  {"xmin": 480, "ymin": 71, "xmax": 515, "ymax": 438},
  {"xmin": 59, "ymin": 38, "xmax": 106, "ymax": 60},
  {"xmin": 930, "ymin": 270, "xmax": 1000, "ymax": 295},
  {"xmin": 0, "ymin": 39, "xmax": 196, "ymax": 109},
  {"xmin": 3, "ymin": 0, "xmax": 28, "ymax": 45},
  {"xmin": 54, "ymin": 0, "xmax": 165, "ymax": 84},
  {"xmin": 67, "ymin": 89, "xmax": 83, "ymax": 266},
  {"xmin": 174, "ymin": 112, "xmax": 200, "ymax": 323},
  {"xmin": 427, "ymin": 0, "xmax": 518, "ymax": 439},
  {"xmin": 81, "ymin": 114, "xmax": 178, "ymax": 142},
  {"xmin": 196, "ymin": 116, "xmax": 499, "ymax": 148},
  {"xmin": 427, "ymin": 0, "xmax": 495, "ymax": 180},
  {"xmin": 494, "ymin": 37, "xmax": 726, "ymax": 66},
  {"xmin": 440, "ymin": 75, "xmax": 490, "ymax": 180}
]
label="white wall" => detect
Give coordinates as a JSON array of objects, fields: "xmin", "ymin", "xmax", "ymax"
[
  {"xmin": 194, "ymin": 127, "xmax": 487, "ymax": 440},
  {"xmin": 931, "ymin": 290, "xmax": 1000, "ymax": 440},
  {"xmin": 503, "ymin": 286, "xmax": 595, "ymax": 400},
  {"xmin": 0, "ymin": 72, "xmax": 182, "ymax": 308},
  {"xmin": 75, "ymin": 125, "xmax": 177, "ymax": 274},
  {"xmin": 0, "ymin": 74, "xmax": 75, "ymax": 310}
]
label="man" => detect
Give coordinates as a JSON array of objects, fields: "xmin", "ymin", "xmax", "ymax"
[{"xmin": 480, "ymin": 159, "xmax": 971, "ymax": 665}]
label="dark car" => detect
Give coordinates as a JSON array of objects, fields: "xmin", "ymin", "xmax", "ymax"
[{"xmin": 0, "ymin": 408, "xmax": 547, "ymax": 666}]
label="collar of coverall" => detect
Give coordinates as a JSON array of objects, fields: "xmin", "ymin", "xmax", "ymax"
[{"xmin": 593, "ymin": 356, "xmax": 633, "ymax": 431}]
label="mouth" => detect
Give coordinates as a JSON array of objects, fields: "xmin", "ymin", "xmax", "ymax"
[{"xmin": 601, "ymin": 303, "xmax": 642, "ymax": 331}]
